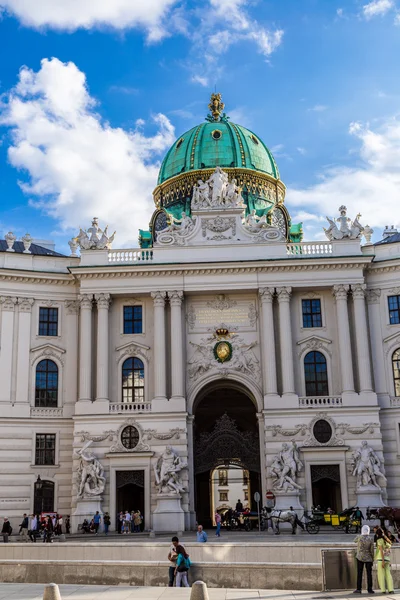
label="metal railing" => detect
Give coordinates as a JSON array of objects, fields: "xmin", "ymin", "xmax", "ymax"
[
  {"xmin": 109, "ymin": 402, "xmax": 152, "ymax": 413},
  {"xmin": 108, "ymin": 249, "xmax": 154, "ymax": 263},
  {"xmin": 287, "ymin": 242, "xmax": 333, "ymax": 256},
  {"xmin": 299, "ymin": 396, "xmax": 342, "ymax": 408}
]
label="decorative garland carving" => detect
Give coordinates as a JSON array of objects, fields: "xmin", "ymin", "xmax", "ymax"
[
  {"xmin": 201, "ymin": 216, "xmax": 236, "ymax": 240},
  {"xmin": 265, "ymin": 424, "xmax": 308, "ymax": 437},
  {"xmin": 248, "ymin": 303, "xmax": 258, "ymax": 326},
  {"xmin": 336, "ymin": 422, "xmax": 380, "ymax": 435},
  {"xmin": 207, "ymin": 294, "xmax": 237, "ymax": 311},
  {"xmin": 143, "ymin": 428, "xmax": 185, "ymax": 441},
  {"xmin": 76, "ymin": 430, "xmax": 115, "ymax": 443}
]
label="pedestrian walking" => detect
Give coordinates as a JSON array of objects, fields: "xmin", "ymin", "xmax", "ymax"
[
  {"xmin": 353, "ymin": 507, "xmax": 364, "ymax": 534},
  {"xmin": 19, "ymin": 513, "xmax": 29, "ymax": 542},
  {"xmin": 28, "ymin": 514, "xmax": 37, "ymax": 543},
  {"xmin": 117, "ymin": 512, "xmax": 123, "ymax": 534},
  {"xmin": 133, "ymin": 510, "xmax": 142, "ymax": 533},
  {"xmin": 1, "ymin": 518, "xmax": 12, "ymax": 543},
  {"xmin": 353, "ymin": 525, "xmax": 374, "ymax": 594},
  {"xmin": 174, "ymin": 544, "xmax": 191, "ymax": 588},
  {"xmin": 168, "ymin": 535, "xmax": 185, "ymax": 587},
  {"xmin": 196, "ymin": 524, "xmax": 208, "ymax": 543},
  {"xmin": 375, "ymin": 527, "xmax": 394, "ymax": 594},
  {"xmin": 43, "ymin": 515, "xmax": 53, "ymax": 543},
  {"xmin": 123, "ymin": 510, "xmax": 131, "ymax": 534},
  {"xmin": 104, "ymin": 512, "xmax": 110, "ymax": 535},
  {"xmin": 93, "ymin": 511, "xmax": 101, "ymax": 535},
  {"xmin": 65, "ymin": 515, "xmax": 71, "ymax": 534},
  {"xmin": 215, "ymin": 511, "xmax": 221, "ymax": 537}
]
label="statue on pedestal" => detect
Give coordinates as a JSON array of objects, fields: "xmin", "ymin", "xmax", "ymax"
[
  {"xmin": 324, "ymin": 206, "xmax": 364, "ymax": 241},
  {"xmin": 191, "ymin": 167, "xmax": 245, "ymax": 210},
  {"xmin": 75, "ymin": 440, "xmax": 106, "ymax": 498},
  {"xmin": 74, "ymin": 217, "xmax": 116, "ymax": 250},
  {"xmin": 351, "ymin": 440, "xmax": 387, "ymax": 490},
  {"xmin": 270, "ymin": 442, "xmax": 303, "ymax": 492},
  {"xmin": 154, "ymin": 446, "xmax": 187, "ymax": 495}
]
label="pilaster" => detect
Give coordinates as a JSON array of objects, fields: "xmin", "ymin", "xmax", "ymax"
[
  {"xmin": 15, "ymin": 297, "xmax": 34, "ymax": 406},
  {"xmin": 276, "ymin": 286, "xmax": 296, "ymax": 397},
  {"xmin": 64, "ymin": 300, "xmax": 79, "ymax": 416},
  {"xmin": 332, "ymin": 284, "xmax": 355, "ymax": 395},
  {"xmin": 95, "ymin": 293, "xmax": 111, "ymax": 413},
  {"xmin": 151, "ymin": 291, "xmax": 167, "ymax": 409},
  {"xmin": 351, "ymin": 284, "xmax": 373, "ymax": 393},
  {"xmin": 259, "ymin": 288, "xmax": 278, "ymax": 404},
  {"xmin": 169, "ymin": 290, "xmax": 185, "ymax": 411},
  {"xmin": 77, "ymin": 294, "xmax": 93, "ymax": 406},
  {"xmin": 0, "ymin": 296, "xmax": 17, "ymax": 404}
]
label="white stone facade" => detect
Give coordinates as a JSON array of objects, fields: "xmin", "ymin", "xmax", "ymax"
[{"xmin": 1, "ymin": 199, "xmax": 400, "ymax": 530}]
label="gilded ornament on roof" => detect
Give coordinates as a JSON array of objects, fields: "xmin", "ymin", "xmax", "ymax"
[{"xmin": 208, "ymin": 92, "xmax": 225, "ymax": 121}]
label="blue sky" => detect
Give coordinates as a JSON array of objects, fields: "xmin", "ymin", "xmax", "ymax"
[{"xmin": 1, "ymin": 0, "xmax": 400, "ymax": 250}]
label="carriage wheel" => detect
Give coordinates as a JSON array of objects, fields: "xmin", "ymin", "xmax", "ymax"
[
  {"xmin": 260, "ymin": 520, "xmax": 266, "ymax": 532},
  {"xmin": 347, "ymin": 523, "xmax": 358, "ymax": 534},
  {"xmin": 306, "ymin": 522, "xmax": 320, "ymax": 534}
]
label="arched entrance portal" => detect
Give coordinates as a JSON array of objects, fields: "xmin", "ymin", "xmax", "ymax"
[{"xmin": 193, "ymin": 382, "xmax": 261, "ymax": 527}]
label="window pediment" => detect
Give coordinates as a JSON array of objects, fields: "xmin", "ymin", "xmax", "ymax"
[
  {"xmin": 296, "ymin": 335, "xmax": 332, "ymax": 358},
  {"xmin": 30, "ymin": 344, "xmax": 65, "ymax": 366}
]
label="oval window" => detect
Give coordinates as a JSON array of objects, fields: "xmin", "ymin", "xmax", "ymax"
[
  {"xmin": 121, "ymin": 425, "xmax": 140, "ymax": 450},
  {"xmin": 212, "ymin": 130, "xmax": 222, "ymax": 140},
  {"xmin": 313, "ymin": 419, "xmax": 332, "ymax": 444}
]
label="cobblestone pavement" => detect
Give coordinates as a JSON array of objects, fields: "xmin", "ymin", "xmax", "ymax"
[{"xmin": 0, "ymin": 585, "xmax": 398, "ymax": 600}]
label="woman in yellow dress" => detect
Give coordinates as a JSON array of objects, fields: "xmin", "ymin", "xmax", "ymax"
[{"xmin": 375, "ymin": 527, "xmax": 394, "ymax": 594}]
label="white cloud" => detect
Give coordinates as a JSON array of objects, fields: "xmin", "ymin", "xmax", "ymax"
[
  {"xmin": 191, "ymin": 74, "xmax": 209, "ymax": 87},
  {"xmin": 297, "ymin": 147, "xmax": 307, "ymax": 155},
  {"xmin": 0, "ymin": 0, "xmax": 178, "ymax": 40},
  {"xmin": 308, "ymin": 104, "xmax": 328, "ymax": 112},
  {"xmin": 0, "ymin": 58, "xmax": 175, "ymax": 247},
  {"xmin": 287, "ymin": 116, "xmax": 400, "ymax": 238},
  {"xmin": 362, "ymin": 0, "xmax": 394, "ymax": 19},
  {"xmin": 336, "ymin": 8, "xmax": 344, "ymax": 17},
  {"xmin": 394, "ymin": 11, "xmax": 400, "ymax": 23}
]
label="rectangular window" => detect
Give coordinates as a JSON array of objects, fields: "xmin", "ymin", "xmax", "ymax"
[
  {"xmin": 302, "ymin": 299, "xmax": 322, "ymax": 328},
  {"xmin": 219, "ymin": 492, "xmax": 228, "ymax": 502},
  {"xmin": 388, "ymin": 295, "xmax": 400, "ymax": 325},
  {"xmin": 244, "ymin": 491, "xmax": 248, "ymax": 501},
  {"xmin": 39, "ymin": 307, "xmax": 58, "ymax": 336},
  {"xmin": 123, "ymin": 306, "xmax": 143, "ymax": 334},
  {"xmin": 35, "ymin": 434, "xmax": 56, "ymax": 466},
  {"xmin": 219, "ymin": 469, "xmax": 228, "ymax": 486}
]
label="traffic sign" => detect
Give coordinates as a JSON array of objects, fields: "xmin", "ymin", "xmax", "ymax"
[
  {"xmin": 265, "ymin": 490, "xmax": 275, "ymax": 508},
  {"xmin": 254, "ymin": 492, "xmax": 261, "ymax": 503}
]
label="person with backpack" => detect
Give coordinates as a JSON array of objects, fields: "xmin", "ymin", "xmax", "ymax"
[
  {"xmin": 103, "ymin": 513, "xmax": 111, "ymax": 535},
  {"xmin": 174, "ymin": 544, "xmax": 191, "ymax": 588},
  {"xmin": 375, "ymin": 527, "xmax": 394, "ymax": 594},
  {"xmin": 1, "ymin": 518, "xmax": 12, "ymax": 543},
  {"xmin": 353, "ymin": 525, "xmax": 374, "ymax": 594},
  {"xmin": 19, "ymin": 513, "xmax": 29, "ymax": 542}
]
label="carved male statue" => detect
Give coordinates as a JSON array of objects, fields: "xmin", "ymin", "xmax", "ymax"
[
  {"xmin": 208, "ymin": 166, "xmax": 228, "ymax": 205},
  {"xmin": 351, "ymin": 440, "xmax": 387, "ymax": 489},
  {"xmin": 271, "ymin": 442, "xmax": 303, "ymax": 491},
  {"xmin": 154, "ymin": 446, "xmax": 187, "ymax": 495},
  {"xmin": 75, "ymin": 440, "xmax": 106, "ymax": 498}
]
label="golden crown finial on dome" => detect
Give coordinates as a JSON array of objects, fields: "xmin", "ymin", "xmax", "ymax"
[{"xmin": 208, "ymin": 92, "xmax": 225, "ymax": 122}]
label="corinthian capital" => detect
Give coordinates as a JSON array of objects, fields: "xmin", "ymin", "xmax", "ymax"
[
  {"xmin": 78, "ymin": 294, "xmax": 93, "ymax": 310},
  {"xmin": 332, "ymin": 284, "xmax": 349, "ymax": 300},
  {"xmin": 151, "ymin": 291, "xmax": 167, "ymax": 307},
  {"xmin": 366, "ymin": 288, "xmax": 381, "ymax": 304},
  {"xmin": 351, "ymin": 283, "xmax": 367, "ymax": 300},
  {"xmin": 169, "ymin": 290, "xmax": 184, "ymax": 306},
  {"xmin": 95, "ymin": 293, "xmax": 111, "ymax": 310},
  {"xmin": 259, "ymin": 287, "xmax": 275, "ymax": 303},
  {"xmin": 276, "ymin": 287, "xmax": 292, "ymax": 302},
  {"xmin": 64, "ymin": 300, "xmax": 79, "ymax": 315},
  {"xmin": 0, "ymin": 296, "xmax": 17, "ymax": 311},
  {"xmin": 17, "ymin": 297, "xmax": 35, "ymax": 313}
]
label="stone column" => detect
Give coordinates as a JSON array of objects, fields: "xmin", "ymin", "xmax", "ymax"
[
  {"xmin": 95, "ymin": 293, "xmax": 111, "ymax": 403},
  {"xmin": 366, "ymin": 289, "xmax": 388, "ymax": 397},
  {"xmin": 16, "ymin": 298, "xmax": 35, "ymax": 404},
  {"xmin": 151, "ymin": 291, "xmax": 167, "ymax": 401},
  {"xmin": 0, "ymin": 297, "xmax": 17, "ymax": 404},
  {"xmin": 78, "ymin": 294, "xmax": 93, "ymax": 402},
  {"xmin": 64, "ymin": 300, "xmax": 79, "ymax": 409},
  {"xmin": 169, "ymin": 291, "xmax": 184, "ymax": 400},
  {"xmin": 333, "ymin": 284, "xmax": 355, "ymax": 393},
  {"xmin": 259, "ymin": 288, "xmax": 277, "ymax": 395},
  {"xmin": 186, "ymin": 415, "xmax": 196, "ymax": 529},
  {"xmin": 276, "ymin": 287, "xmax": 295, "ymax": 395},
  {"xmin": 352, "ymin": 284, "xmax": 373, "ymax": 392}
]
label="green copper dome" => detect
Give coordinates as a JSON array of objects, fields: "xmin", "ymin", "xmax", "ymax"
[{"xmin": 158, "ymin": 120, "xmax": 279, "ymax": 185}]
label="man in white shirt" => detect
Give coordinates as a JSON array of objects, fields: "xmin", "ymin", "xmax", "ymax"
[
  {"xmin": 124, "ymin": 511, "xmax": 131, "ymax": 534},
  {"xmin": 28, "ymin": 514, "xmax": 37, "ymax": 543}
]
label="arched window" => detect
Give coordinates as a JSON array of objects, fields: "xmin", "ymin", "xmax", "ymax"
[
  {"xmin": 392, "ymin": 349, "xmax": 400, "ymax": 396},
  {"xmin": 35, "ymin": 360, "xmax": 58, "ymax": 407},
  {"xmin": 304, "ymin": 351, "xmax": 328, "ymax": 396},
  {"xmin": 122, "ymin": 357, "xmax": 144, "ymax": 403}
]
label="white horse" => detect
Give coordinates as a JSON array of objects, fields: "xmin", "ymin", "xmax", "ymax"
[{"xmin": 262, "ymin": 507, "xmax": 304, "ymax": 535}]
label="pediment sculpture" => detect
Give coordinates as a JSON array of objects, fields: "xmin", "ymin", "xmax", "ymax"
[
  {"xmin": 73, "ymin": 217, "xmax": 116, "ymax": 250},
  {"xmin": 192, "ymin": 166, "xmax": 245, "ymax": 210},
  {"xmin": 324, "ymin": 206, "xmax": 364, "ymax": 241},
  {"xmin": 156, "ymin": 211, "xmax": 196, "ymax": 245}
]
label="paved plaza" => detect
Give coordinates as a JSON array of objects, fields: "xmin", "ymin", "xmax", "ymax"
[{"xmin": 0, "ymin": 585, "xmax": 398, "ymax": 600}]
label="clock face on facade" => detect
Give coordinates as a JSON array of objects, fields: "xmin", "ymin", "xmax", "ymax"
[
  {"xmin": 153, "ymin": 211, "xmax": 168, "ymax": 239},
  {"xmin": 271, "ymin": 208, "xmax": 287, "ymax": 237}
]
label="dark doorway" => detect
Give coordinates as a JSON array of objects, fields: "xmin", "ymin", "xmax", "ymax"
[
  {"xmin": 193, "ymin": 383, "xmax": 261, "ymax": 527},
  {"xmin": 311, "ymin": 464, "xmax": 342, "ymax": 512},
  {"xmin": 34, "ymin": 479, "xmax": 54, "ymax": 514},
  {"xmin": 116, "ymin": 470, "xmax": 145, "ymax": 528}
]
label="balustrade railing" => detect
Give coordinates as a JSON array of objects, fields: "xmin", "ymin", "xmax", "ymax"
[
  {"xmin": 287, "ymin": 242, "xmax": 333, "ymax": 256},
  {"xmin": 108, "ymin": 249, "xmax": 154, "ymax": 264},
  {"xmin": 299, "ymin": 396, "xmax": 342, "ymax": 408},
  {"xmin": 30, "ymin": 407, "xmax": 63, "ymax": 418},
  {"xmin": 109, "ymin": 402, "xmax": 152, "ymax": 413}
]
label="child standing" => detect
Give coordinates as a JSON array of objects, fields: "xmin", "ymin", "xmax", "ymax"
[{"xmin": 174, "ymin": 544, "xmax": 191, "ymax": 587}]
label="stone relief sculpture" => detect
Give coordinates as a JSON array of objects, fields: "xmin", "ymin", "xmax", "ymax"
[
  {"xmin": 244, "ymin": 210, "xmax": 269, "ymax": 232},
  {"xmin": 75, "ymin": 440, "xmax": 106, "ymax": 498},
  {"xmin": 324, "ymin": 206, "xmax": 364, "ymax": 241},
  {"xmin": 73, "ymin": 217, "xmax": 116, "ymax": 250},
  {"xmin": 351, "ymin": 440, "xmax": 387, "ymax": 490},
  {"xmin": 154, "ymin": 446, "xmax": 187, "ymax": 495},
  {"xmin": 192, "ymin": 166, "xmax": 244, "ymax": 210},
  {"xmin": 156, "ymin": 211, "xmax": 195, "ymax": 245},
  {"xmin": 270, "ymin": 442, "xmax": 303, "ymax": 492}
]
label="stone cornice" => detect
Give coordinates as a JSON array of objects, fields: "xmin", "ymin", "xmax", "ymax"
[{"xmin": 0, "ymin": 269, "xmax": 75, "ymax": 286}]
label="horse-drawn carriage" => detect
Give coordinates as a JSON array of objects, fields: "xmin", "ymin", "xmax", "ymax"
[
  {"xmin": 303, "ymin": 507, "xmax": 360, "ymax": 535},
  {"xmin": 367, "ymin": 506, "xmax": 400, "ymax": 535}
]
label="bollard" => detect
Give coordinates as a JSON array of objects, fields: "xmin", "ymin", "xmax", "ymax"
[
  {"xmin": 43, "ymin": 583, "xmax": 62, "ymax": 600},
  {"xmin": 190, "ymin": 581, "xmax": 209, "ymax": 600}
]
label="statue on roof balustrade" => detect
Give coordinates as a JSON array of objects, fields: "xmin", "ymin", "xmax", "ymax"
[{"xmin": 324, "ymin": 206, "xmax": 364, "ymax": 241}]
